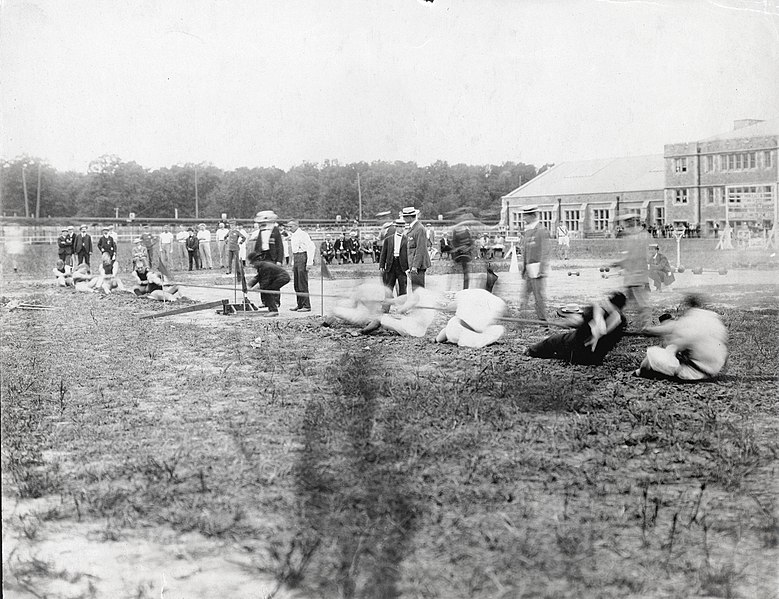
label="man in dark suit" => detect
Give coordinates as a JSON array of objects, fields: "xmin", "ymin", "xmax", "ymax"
[
  {"xmin": 379, "ymin": 217, "xmax": 409, "ymax": 310},
  {"xmin": 519, "ymin": 205, "xmax": 550, "ymax": 322},
  {"xmin": 97, "ymin": 227, "xmax": 117, "ymax": 265},
  {"xmin": 72, "ymin": 225, "xmax": 93, "ymax": 270},
  {"xmin": 402, "ymin": 206, "xmax": 431, "ymax": 289},
  {"xmin": 253, "ymin": 211, "xmax": 284, "ymax": 264}
]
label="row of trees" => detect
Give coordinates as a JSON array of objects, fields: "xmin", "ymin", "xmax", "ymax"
[{"xmin": 0, "ymin": 156, "xmax": 543, "ymax": 222}]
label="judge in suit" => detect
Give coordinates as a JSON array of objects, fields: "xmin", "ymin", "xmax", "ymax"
[
  {"xmin": 379, "ymin": 217, "xmax": 409, "ymax": 310},
  {"xmin": 72, "ymin": 225, "xmax": 93, "ymax": 270},
  {"xmin": 402, "ymin": 206, "xmax": 431, "ymax": 289},
  {"xmin": 519, "ymin": 205, "xmax": 550, "ymax": 322},
  {"xmin": 97, "ymin": 227, "xmax": 117, "ymax": 263},
  {"xmin": 253, "ymin": 211, "xmax": 284, "ymax": 264}
]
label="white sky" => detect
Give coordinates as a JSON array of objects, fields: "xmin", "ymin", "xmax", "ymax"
[{"xmin": 1, "ymin": 0, "xmax": 778, "ymax": 173}]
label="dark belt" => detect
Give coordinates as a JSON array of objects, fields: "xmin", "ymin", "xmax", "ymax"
[{"xmin": 457, "ymin": 317, "xmax": 478, "ymax": 332}]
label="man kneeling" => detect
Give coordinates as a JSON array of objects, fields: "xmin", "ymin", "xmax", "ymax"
[
  {"xmin": 527, "ymin": 292, "xmax": 627, "ymax": 365},
  {"xmin": 635, "ymin": 294, "xmax": 727, "ymax": 381}
]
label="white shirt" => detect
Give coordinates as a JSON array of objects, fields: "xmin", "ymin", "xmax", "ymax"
[
  {"xmin": 216, "ymin": 227, "xmax": 229, "ymax": 242},
  {"xmin": 393, "ymin": 230, "xmax": 403, "ymax": 257},
  {"xmin": 197, "ymin": 229, "xmax": 211, "ymax": 243},
  {"xmin": 159, "ymin": 231, "xmax": 174, "ymax": 244},
  {"xmin": 290, "ymin": 228, "xmax": 316, "ymax": 265},
  {"xmin": 176, "ymin": 230, "xmax": 188, "ymax": 243}
]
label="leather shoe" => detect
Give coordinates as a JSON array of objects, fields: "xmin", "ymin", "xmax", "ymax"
[
  {"xmin": 298, "ymin": 307, "xmax": 311, "ymax": 312},
  {"xmin": 289, "ymin": 307, "xmax": 300, "ymax": 311}
]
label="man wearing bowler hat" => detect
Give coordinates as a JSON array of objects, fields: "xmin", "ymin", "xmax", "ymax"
[
  {"xmin": 402, "ymin": 206, "xmax": 431, "ymax": 289},
  {"xmin": 519, "ymin": 205, "xmax": 550, "ymax": 322},
  {"xmin": 379, "ymin": 217, "xmax": 409, "ymax": 310}
]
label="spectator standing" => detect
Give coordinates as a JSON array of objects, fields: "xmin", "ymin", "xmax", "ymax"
[
  {"xmin": 159, "ymin": 225, "xmax": 175, "ymax": 268},
  {"xmin": 215, "ymin": 221, "xmax": 229, "ymax": 268},
  {"xmin": 556, "ymin": 223, "xmax": 570, "ymax": 260},
  {"xmin": 57, "ymin": 227, "xmax": 74, "ymax": 266},
  {"xmin": 519, "ymin": 205, "xmax": 550, "ymax": 322},
  {"xmin": 282, "ymin": 229, "xmax": 292, "ymax": 265},
  {"xmin": 73, "ymin": 225, "xmax": 93, "ymax": 270},
  {"xmin": 97, "ymin": 227, "xmax": 117, "ymax": 268},
  {"xmin": 379, "ymin": 217, "xmax": 409, "ymax": 308},
  {"xmin": 224, "ymin": 220, "xmax": 246, "ymax": 275},
  {"xmin": 402, "ymin": 206, "xmax": 431, "ymax": 289},
  {"xmin": 140, "ymin": 225, "xmax": 158, "ymax": 269},
  {"xmin": 254, "ymin": 211, "xmax": 284, "ymax": 264},
  {"xmin": 287, "ymin": 220, "xmax": 315, "ymax": 312},
  {"xmin": 197, "ymin": 223, "xmax": 213, "ymax": 269},
  {"xmin": 185, "ymin": 228, "xmax": 201, "ymax": 271},
  {"xmin": 175, "ymin": 225, "xmax": 189, "ymax": 270}
]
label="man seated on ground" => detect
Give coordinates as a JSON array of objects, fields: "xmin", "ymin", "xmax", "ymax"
[
  {"xmin": 526, "ymin": 291, "xmax": 627, "ymax": 365},
  {"xmin": 634, "ymin": 294, "xmax": 727, "ymax": 381},
  {"xmin": 132, "ymin": 263, "xmax": 180, "ymax": 301},
  {"xmin": 435, "ymin": 276, "xmax": 506, "ymax": 348},
  {"xmin": 647, "ymin": 244, "xmax": 675, "ymax": 292},
  {"xmin": 246, "ymin": 251, "xmax": 291, "ymax": 317},
  {"xmin": 361, "ymin": 285, "xmax": 440, "ymax": 338},
  {"xmin": 323, "ymin": 281, "xmax": 390, "ymax": 328},
  {"xmin": 53, "ymin": 259, "xmax": 74, "ymax": 287}
]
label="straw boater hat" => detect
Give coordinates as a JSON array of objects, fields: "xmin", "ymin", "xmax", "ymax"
[
  {"xmin": 557, "ymin": 303, "xmax": 584, "ymax": 317},
  {"xmin": 523, "ymin": 204, "xmax": 539, "ymax": 215},
  {"xmin": 401, "ymin": 206, "xmax": 419, "ymax": 218},
  {"xmin": 254, "ymin": 210, "xmax": 278, "ymax": 223},
  {"xmin": 394, "ymin": 217, "xmax": 405, "ymax": 226}
]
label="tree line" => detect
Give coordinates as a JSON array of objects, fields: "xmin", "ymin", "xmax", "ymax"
[{"xmin": 0, "ymin": 155, "xmax": 543, "ymax": 222}]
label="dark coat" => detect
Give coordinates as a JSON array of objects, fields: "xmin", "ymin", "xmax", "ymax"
[
  {"xmin": 72, "ymin": 232, "xmax": 92, "ymax": 255},
  {"xmin": 379, "ymin": 227, "xmax": 409, "ymax": 271},
  {"xmin": 406, "ymin": 221, "xmax": 431, "ymax": 270},
  {"xmin": 97, "ymin": 235, "xmax": 117, "ymax": 258},
  {"xmin": 254, "ymin": 225, "xmax": 284, "ymax": 263},
  {"xmin": 248, "ymin": 259, "xmax": 291, "ymax": 291}
]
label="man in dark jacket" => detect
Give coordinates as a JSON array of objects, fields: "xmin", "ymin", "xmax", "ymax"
[
  {"xmin": 57, "ymin": 227, "xmax": 74, "ymax": 266},
  {"xmin": 247, "ymin": 251, "xmax": 291, "ymax": 316},
  {"xmin": 72, "ymin": 225, "xmax": 93, "ymax": 270},
  {"xmin": 97, "ymin": 227, "xmax": 117, "ymax": 265},
  {"xmin": 379, "ymin": 217, "xmax": 409, "ymax": 310},
  {"xmin": 253, "ymin": 211, "xmax": 284, "ymax": 264},
  {"xmin": 451, "ymin": 223, "xmax": 474, "ymax": 289},
  {"xmin": 647, "ymin": 244, "xmax": 675, "ymax": 292},
  {"xmin": 402, "ymin": 206, "xmax": 431, "ymax": 289}
]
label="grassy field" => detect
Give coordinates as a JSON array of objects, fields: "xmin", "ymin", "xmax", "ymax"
[{"xmin": 1, "ymin": 240, "xmax": 778, "ymax": 598}]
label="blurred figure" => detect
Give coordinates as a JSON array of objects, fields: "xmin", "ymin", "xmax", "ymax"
[
  {"xmin": 159, "ymin": 225, "xmax": 175, "ymax": 269},
  {"xmin": 612, "ymin": 214, "xmax": 651, "ymax": 329},
  {"xmin": 518, "ymin": 205, "xmax": 550, "ymax": 322},
  {"xmin": 635, "ymin": 294, "xmax": 728, "ymax": 381},
  {"xmin": 451, "ymin": 221, "xmax": 474, "ymax": 289},
  {"xmin": 140, "ymin": 225, "xmax": 158, "ymax": 269},
  {"xmin": 175, "ymin": 225, "xmax": 189, "ymax": 270},
  {"xmin": 323, "ymin": 281, "xmax": 389, "ymax": 328},
  {"xmin": 647, "ymin": 244, "xmax": 674, "ymax": 292},
  {"xmin": 361, "ymin": 285, "xmax": 439, "ymax": 338},
  {"xmin": 527, "ymin": 292, "xmax": 627, "ymax": 365},
  {"xmin": 435, "ymin": 284, "xmax": 506, "ymax": 348}
]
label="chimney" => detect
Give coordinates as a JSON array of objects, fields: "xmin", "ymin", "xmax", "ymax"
[{"xmin": 733, "ymin": 119, "xmax": 763, "ymax": 130}]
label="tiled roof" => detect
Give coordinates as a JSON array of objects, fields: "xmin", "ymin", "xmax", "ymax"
[{"xmin": 503, "ymin": 154, "xmax": 664, "ymax": 199}]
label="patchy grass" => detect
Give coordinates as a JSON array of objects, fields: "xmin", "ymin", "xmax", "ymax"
[{"xmin": 1, "ymin": 286, "xmax": 777, "ymax": 598}]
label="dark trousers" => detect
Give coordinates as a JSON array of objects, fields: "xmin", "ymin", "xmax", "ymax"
[
  {"xmin": 188, "ymin": 251, "xmax": 201, "ymax": 270},
  {"xmin": 292, "ymin": 253, "xmax": 310, "ymax": 309},
  {"xmin": 528, "ymin": 328, "xmax": 624, "ymax": 365},
  {"xmin": 409, "ymin": 269, "xmax": 426, "ymax": 290},
  {"xmin": 77, "ymin": 251, "xmax": 90, "ymax": 267},
  {"xmin": 258, "ymin": 273, "xmax": 290, "ymax": 313},
  {"xmin": 226, "ymin": 250, "xmax": 239, "ymax": 273},
  {"xmin": 455, "ymin": 257, "xmax": 470, "ymax": 289},
  {"xmin": 382, "ymin": 258, "xmax": 408, "ymax": 312}
]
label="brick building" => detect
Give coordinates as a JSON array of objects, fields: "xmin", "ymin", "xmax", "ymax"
[{"xmin": 501, "ymin": 118, "xmax": 778, "ymax": 238}]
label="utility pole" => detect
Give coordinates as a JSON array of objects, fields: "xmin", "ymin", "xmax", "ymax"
[
  {"xmin": 194, "ymin": 165, "xmax": 199, "ymax": 219},
  {"xmin": 357, "ymin": 171, "xmax": 362, "ymax": 222},
  {"xmin": 35, "ymin": 162, "xmax": 41, "ymax": 218},
  {"xmin": 21, "ymin": 163, "xmax": 29, "ymax": 218}
]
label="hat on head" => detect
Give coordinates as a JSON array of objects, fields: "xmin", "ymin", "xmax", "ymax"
[
  {"xmin": 649, "ymin": 243, "xmax": 659, "ymax": 249},
  {"xmin": 401, "ymin": 206, "xmax": 419, "ymax": 218},
  {"xmin": 394, "ymin": 217, "xmax": 406, "ymax": 226},
  {"xmin": 102, "ymin": 227, "xmax": 109, "ymax": 232},
  {"xmin": 254, "ymin": 210, "xmax": 278, "ymax": 223},
  {"xmin": 133, "ymin": 237, "xmax": 142, "ymax": 243},
  {"xmin": 61, "ymin": 227, "xmax": 68, "ymax": 232},
  {"xmin": 68, "ymin": 225, "xmax": 74, "ymax": 230},
  {"xmin": 199, "ymin": 223, "xmax": 206, "ymax": 228},
  {"xmin": 80, "ymin": 225, "xmax": 88, "ymax": 230},
  {"xmin": 523, "ymin": 205, "xmax": 538, "ymax": 214}
]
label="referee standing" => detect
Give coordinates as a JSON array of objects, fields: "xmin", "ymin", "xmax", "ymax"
[{"xmin": 287, "ymin": 220, "xmax": 316, "ymax": 312}]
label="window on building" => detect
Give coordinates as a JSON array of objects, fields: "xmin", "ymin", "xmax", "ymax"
[
  {"xmin": 593, "ymin": 209, "xmax": 610, "ymax": 231},
  {"xmin": 511, "ymin": 211, "xmax": 523, "ymax": 231},
  {"xmin": 706, "ymin": 155, "xmax": 714, "ymax": 172},
  {"xmin": 765, "ymin": 151, "xmax": 773, "ymax": 168},
  {"xmin": 674, "ymin": 158, "xmax": 687, "ymax": 173},
  {"xmin": 704, "ymin": 188, "xmax": 715, "ymax": 204},
  {"xmin": 654, "ymin": 207, "xmax": 664, "ymax": 228},
  {"xmin": 674, "ymin": 189, "xmax": 688, "ymax": 204},
  {"xmin": 723, "ymin": 152, "xmax": 757, "ymax": 171},
  {"xmin": 564, "ymin": 210, "xmax": 580, "ymax": 232},
  {"xmin": 539, "ymin": 211, "xmax": 553, "ymax": 230}
]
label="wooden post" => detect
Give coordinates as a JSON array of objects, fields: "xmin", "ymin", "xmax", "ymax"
[
  {"xmin": 194, "ymin": 165, "xmax": 199, "ymax": 219},
  {"xmin": 35, "ymin": 163, "xmax": 41, "ymax": 218},
  {"xmin": 21, "ymin": 164, "xmax": 29, "ymax": 218}
]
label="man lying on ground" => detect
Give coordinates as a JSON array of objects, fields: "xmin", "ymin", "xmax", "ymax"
[
  {"xmin": 53, "ymin": 260, "xmax": 74, "ymax": 287},
  {"xmin": 322, "ymin": 281, "xmax": 390, "ymax": 328},
  {"xmin": 634, "ymin": 293, "xmax": 728, "ymax": 381},
  {"xmin": 435, "ymin": 277, "xmax": 506, "ymax": 348},
  {"xmin": 361, "ymin": 285, "xmax": 440, "ymax": 337},
  {"xmin": 526, "ymin": 291, "xmax": 627, "ymax": 365},
  {"xmin": 132, "ymin": 263, "xmax": 180, "ymax": 301}
]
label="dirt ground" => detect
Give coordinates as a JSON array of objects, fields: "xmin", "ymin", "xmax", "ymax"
[{"xmin": 1, "ymin": 259, "xmax": 778, "ymax": 599}]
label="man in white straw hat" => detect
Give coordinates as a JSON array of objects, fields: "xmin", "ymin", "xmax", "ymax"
[
  {"xmin": 402, "ymin": 206, "xmax": 431, "ymax": 289},
  {"xmin": 518, "ymin": 205, "xmax": 550, "ymax": 322}
]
